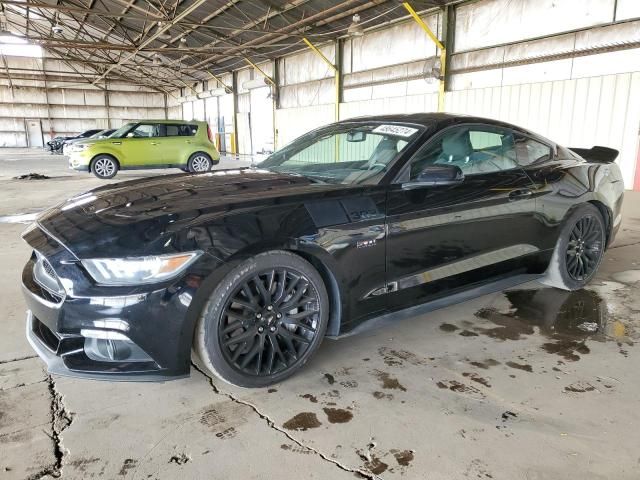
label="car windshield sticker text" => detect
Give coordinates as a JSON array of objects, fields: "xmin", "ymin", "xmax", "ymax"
[{"xmin": 372, "ymin": 125, "xmax": 419, "ymax": 137}]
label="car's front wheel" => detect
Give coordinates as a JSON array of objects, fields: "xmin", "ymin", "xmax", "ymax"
[
  {"xmin": 194, "ymin": 251, "xmax": 329, "ymax": 387},
  {"xmin": 188, "ymin": 152, "xmax": 213, "ymax": 173},
  {"xmin": 541, "ymin": 204, "xmax": 606, "ymax": 291},
  {"xmin": 90, "ymin": 155, "xmax": 119, "ymax": 179}
]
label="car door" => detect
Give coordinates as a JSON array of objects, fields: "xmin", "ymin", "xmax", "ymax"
[
  {"xmin": 116, "ymin": 123, "xmax": 164, "ymax": 167},
  {"xmin": 385, "ymin": 123, "xmax": 542, "ymax": 308}
]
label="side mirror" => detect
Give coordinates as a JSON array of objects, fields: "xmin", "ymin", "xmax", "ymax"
[
  {"xmin": 126, "ymin": 132, "xmax": 135, "ymax": 138},
  {"xmin": 402, "ymin": 164, "xmax": 464, "ymax": 190}
]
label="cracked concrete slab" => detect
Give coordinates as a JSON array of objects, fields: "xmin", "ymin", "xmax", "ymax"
[
  {"xmin": 1, "ymin": 151, "xmax": 639, "ymax": 479},
  {"xmin": 51, "ymin": 370, "xmax": 355, "ymax": 480}
]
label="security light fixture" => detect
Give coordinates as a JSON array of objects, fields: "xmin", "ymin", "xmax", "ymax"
[{"xmin": 347, "ymin": 14, "xmax": 364, "ymax": 37}]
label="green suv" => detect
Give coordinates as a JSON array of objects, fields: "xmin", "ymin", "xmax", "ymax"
[{"xmin": 67, "ymin": 120, "xmax": 220, "ymax": 179}]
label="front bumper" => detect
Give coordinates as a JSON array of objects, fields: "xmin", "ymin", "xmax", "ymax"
[
  {"xmin": 22, "ymin": 226, "xmax": 196, "ymax": 381},
  {"xmin": 68, "ymin": 151, "xmax": 91, "ymax": 171}
]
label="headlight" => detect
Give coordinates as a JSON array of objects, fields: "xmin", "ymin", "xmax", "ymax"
[
  {"xmin": 69, "ymin": 143, "xmax": 90, "ymax": 152},
  {"xmin": 81, "ymin": 251, "xmax": 202, "ymax": 286}
]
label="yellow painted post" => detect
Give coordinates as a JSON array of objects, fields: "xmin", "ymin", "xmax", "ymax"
[
  {"xmin": 302, "ymin": 37, "xmax": 340, "ymax": 122},
  {"xmin": 403, "ymin": 2, "xmax": 446, "ymax": 112},
  {"xmin": 206, "ymin": 71, "xmax": 233, "ymax": 92}
]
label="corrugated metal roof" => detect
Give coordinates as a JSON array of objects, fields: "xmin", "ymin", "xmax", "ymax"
[{"xmin": 0, "ymin": 0, "xmax": 450, "ymax": 92}]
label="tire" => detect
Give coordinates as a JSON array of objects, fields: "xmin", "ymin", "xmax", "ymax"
[
  {"xmin": 194, "ymin": 251, "xmax": 329, "ymax": 388},
  {"xmin": 541, "ymin": 204, "xmax": 606, "ymax": 291},
  {"xmin": 90, "ymin": 155, "xmax": 118, "ymax": 179},
  {"xmin": 187, "ymin": 152, "xmax": 213, "ymax": 173}
]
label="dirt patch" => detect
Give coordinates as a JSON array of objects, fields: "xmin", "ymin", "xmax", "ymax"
[
  {"xmin": 373, "ymin": 391, "xmax": 394, "ymax": 400},
  {"xmin": 323, "ymin": 407, "xmax": 353, "ymax": 424},
  {"xmin": 13, "ymin": 173, "xmax": 51, "ymax": 180},
  {"xmin": 379, "ymin": 347, "xmax": 428, "ymax": 366},
  {"xmin": 440, "ymin": 323, "xmax": 459, "ymax": 332},
  {"xmin": 283, "ymin": 412, "xmax": 322, "ymax": 431},
  {"xmin": 300, "ymin": 393, "xmax": 318, "ymax": 403},
  {"xmin": 505, "ymin": 361, "xmax": 533, "ymax": 372},
  {"xmin": 462, "ymin": 372, "xmax": 492, "ymax": 387},
  {"xmin": 323, "ymin": 373, "xmax": 335, "ymax": 385},
  {"xmin": 459, "ymin": 330, "xmax": 479, "ymax": 337},
  {"xmin": 374, "ymin": 370, "xmax": 407, "ymax": 392},
  {"xmin": 391, "ymin": 449, "xmax": 415, "ymax": 467},
  {"xmin": 564, "ymin": 381, "xmax": 597, "ymax": 393},
  {"xmin": 168, "ymin": 453, "xmax": 191, "ymax": 465},
  {"xmin": 118, "ymin": 459, "xmax": 137, "ymax": 476},
  {"xmin": 469, "ymin": 359, "xmax": 501, "ymax": 369}
]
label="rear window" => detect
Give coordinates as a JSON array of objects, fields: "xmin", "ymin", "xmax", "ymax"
[{"xmin": 166, "ymin": 124, "xmax": 198, "ymax": 137}]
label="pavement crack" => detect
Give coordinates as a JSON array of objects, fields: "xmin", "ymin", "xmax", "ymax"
[
  {"xmin": 191, "ymin": 362, "xmax": 376, "ymax": 479},
  {"xmin": 0, "ymin": 354, "xmax": 38, "ymax": 365},
  {"xmin": 27, "ymin": 374, "xmax": 74, "ymax": 479}
]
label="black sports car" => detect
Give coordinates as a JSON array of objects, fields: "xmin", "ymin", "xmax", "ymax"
[{"xmin": 22, "ymin": 114, "xmax": 624, "ymax": 387}]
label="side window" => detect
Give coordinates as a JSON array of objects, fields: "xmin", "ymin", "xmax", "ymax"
[
  {"xmin": 514, "ymin": 134, "xmax": 552, "ymax": 166},
  {"xmin": 408, "ymin": 126, "xmax": 519, "ymax": 179},
  {"xmin": 128, "ymin": 124, "xmax": 161, "ymax": 138},
  {"xmin": 166, "ymin": 124, "xmax": 198, "ymax": 136},
  {"xmin": 165, "ymin": 124, "xmax": 180, "ymax": 137}
]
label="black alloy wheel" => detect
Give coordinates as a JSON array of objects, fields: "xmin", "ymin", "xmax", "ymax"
[
  {"xmin": 565, "ymin": 214, "xmax": 604, "ymax": 281},
  {"xmin": 194, "ymin": 251, "xmax": 329, "ymax": 387},
  {"xmin": 219, "ymin": 268, "xmax": 321, "ymax": 377}
]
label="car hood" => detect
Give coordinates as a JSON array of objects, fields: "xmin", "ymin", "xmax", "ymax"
[{"xmin": 35, "ymin": 169, "xmax": 341, "ymax": 258}]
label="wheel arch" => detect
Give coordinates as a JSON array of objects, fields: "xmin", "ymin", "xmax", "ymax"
[{"xmin": 587, "ymin": 199, "xmax": 613, "ymax": 248}]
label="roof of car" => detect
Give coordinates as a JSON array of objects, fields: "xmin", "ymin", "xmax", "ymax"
[
  {"xmin": 128, "ymin": 119, "xmax": 204, "ymax": 124},
  {"xmin": 336, "ymin": 112, "xmax": 550, "ymax": 142}
]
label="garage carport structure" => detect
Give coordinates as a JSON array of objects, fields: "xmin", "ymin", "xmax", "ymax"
[
  {"xmin": 1, "ymin": 0, "xmax": 639, "ymax": 188},
  {"xmin": 0, "ymin": 0, "xmax": 449, "ymax": 153}
]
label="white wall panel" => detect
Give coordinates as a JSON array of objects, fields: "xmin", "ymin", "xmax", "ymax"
[
  {"xmin": 445, "ymin": 73, "xmax": 640, "ymax": 189},
  {"xmin": 616, "ymin": 0, "xmax": 640, "ymax": 20},
  {"xmin": 455, "ymin": 0, "xmax": 615, "ymax": 52},
  {"xmin": 275, "ymin": 105, "xmax": 334, "ymax": 146},
  {"xmin": 346, "ymin": 13, "xmax": 440, "ymax": 73}
]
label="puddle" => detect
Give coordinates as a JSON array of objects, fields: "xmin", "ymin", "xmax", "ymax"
[{"xmin": 472, "ymin": 288, "xmax": 617, "ymax": 360}]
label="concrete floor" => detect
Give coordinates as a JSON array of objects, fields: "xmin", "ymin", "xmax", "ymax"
[{"xmin": 1, "ymin": 148, "xmax": 639, "ymax": 480}]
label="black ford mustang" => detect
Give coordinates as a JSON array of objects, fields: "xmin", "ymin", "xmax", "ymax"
[{"xmin": 22, "ymin": 113, "xmax": 624, "ymax": 387}]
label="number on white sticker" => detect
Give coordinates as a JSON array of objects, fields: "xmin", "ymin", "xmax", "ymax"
[{"xmin": 372, "ymin": 125, "xmax": 419, "ymax": 138}]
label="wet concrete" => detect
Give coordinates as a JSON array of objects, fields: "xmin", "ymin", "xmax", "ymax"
[{"xmin": 1, "ymin": 149, "xmax": 640, "ymax": 479}]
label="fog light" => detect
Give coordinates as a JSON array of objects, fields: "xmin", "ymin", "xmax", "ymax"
[{"xmin": 83, "ymin": 336, "xmax": 152, "ymax": 363}]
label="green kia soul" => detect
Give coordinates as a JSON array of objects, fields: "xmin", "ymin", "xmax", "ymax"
[{"xmin": 67, "ymin": 120, "xmax": 220, "ymax": 179}]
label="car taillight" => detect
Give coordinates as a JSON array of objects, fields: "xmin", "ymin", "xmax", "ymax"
[{"xmin": 207, "ymin": 125, "xmax": 214, "ymax": 143}]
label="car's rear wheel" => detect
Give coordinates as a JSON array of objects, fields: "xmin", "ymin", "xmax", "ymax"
[
  {"xmin": 541, "ymin": 204, "xmax": 606, "ymax": 291},
  {"xmin": 188, "ymin": 152, "xmax": 212, "ymax": 173},
  {"xmin": 194, "ymin": 251, "xmax": 329, "ymax": 388},
  {"xmin": 90, "ymin": 155, "xmax": 118, "ymax": 179}
]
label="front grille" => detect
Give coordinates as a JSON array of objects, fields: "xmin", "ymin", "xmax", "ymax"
[{"xmin": 32, "ymin": 316, "xmax": 61, "ymax": 353}]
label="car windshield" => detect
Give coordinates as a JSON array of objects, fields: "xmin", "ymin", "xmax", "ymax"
[
  {"xmin": 110, "ymin": 123, "xmax": 135, "ymax": 138},
  {"xmin": 258, "ymin": 122, "xmax": 424, "ymax": 185},
  {"xmin": 89, "ymin": 130, "xmax": 108, "ymax": 139}
]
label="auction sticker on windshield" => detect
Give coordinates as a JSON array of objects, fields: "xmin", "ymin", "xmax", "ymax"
[{"xmin": 372, "ymin": 124, "xmax": 419, "ymax": 137}]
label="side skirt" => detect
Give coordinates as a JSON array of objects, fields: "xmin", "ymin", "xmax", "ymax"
[{"xmin": 328, "ymin": 273, "xmax": 543, "ymax": 339}]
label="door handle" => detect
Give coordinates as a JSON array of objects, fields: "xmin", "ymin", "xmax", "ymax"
[
  {"xmin": 150, "ymin": 142, "xmax": 159, "ymax": 145},
  {"xmin": 111, "ymin": 141, "xmax": 121, "ymax": 145},
  {"xmin": 509, "ymin": 188, "xmax": 533, "ymax": 201}
]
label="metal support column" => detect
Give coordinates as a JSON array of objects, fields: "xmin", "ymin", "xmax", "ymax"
[
  {"xmin": 302, "ymin": 37, "xmax": 340, "ymax": 121},
  {"xmin": 403, "ymin": 2, "xmax": 446, "ymax": 111}
]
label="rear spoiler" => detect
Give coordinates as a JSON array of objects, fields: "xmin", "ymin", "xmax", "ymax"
[{"xmin": 569, "ymin": 146, "xmax": 619, "ymax": 163}]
